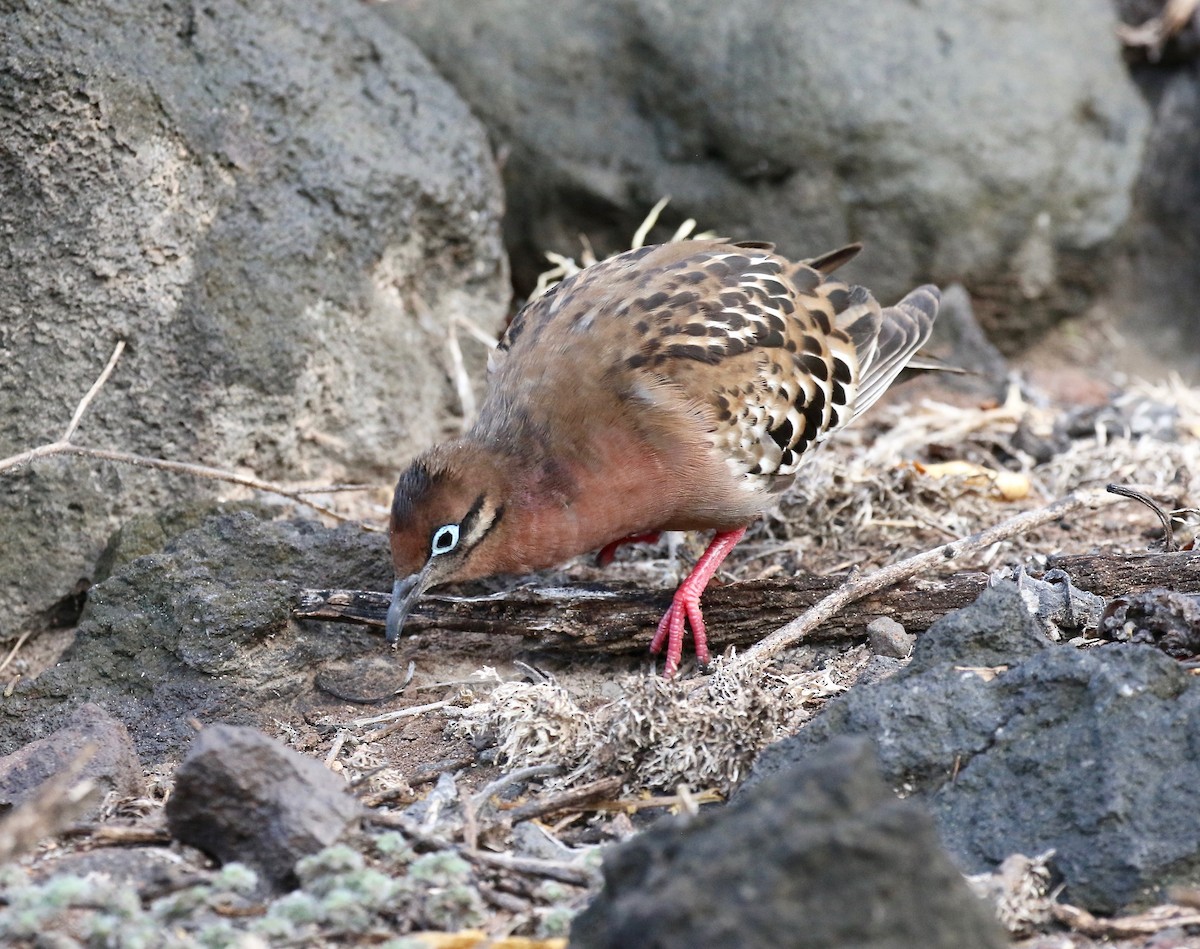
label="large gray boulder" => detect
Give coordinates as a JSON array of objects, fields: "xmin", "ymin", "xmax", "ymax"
[
  {"xmin": 0, "ymin": 510, "xmax": 392, "ymax": 762},
  {"xmin": 383, "ymin": 0, "xmax": 1148, "ymax": 339},
  {"xmin": 573, "ymin": 738, "xmax": 1006, "ymax": 949},
  {"xmin": 749, "ymin": 582, "xmax": 1200, "ymax": 913},
  {"xmin": 0, "ymin": 0, "xmax": 507, "ymax": 637},
  {"xmin": 1113, "ymin": 65, "xmax": 1200, "ymax": 366}
]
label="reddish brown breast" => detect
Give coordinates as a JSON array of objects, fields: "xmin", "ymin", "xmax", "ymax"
[{"xmin": 464, "ymin": 423, "xmax": 687, "ymax": 575}]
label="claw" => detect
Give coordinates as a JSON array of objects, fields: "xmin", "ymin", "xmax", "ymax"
[{"xmin": 648, "ymin": 527, "xmax": 746, "ymax": 677}]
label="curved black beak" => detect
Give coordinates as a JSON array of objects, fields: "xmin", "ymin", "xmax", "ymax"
[{"xmin": 384, "ymin": 565, "xmax": 433, "ymax": 644}]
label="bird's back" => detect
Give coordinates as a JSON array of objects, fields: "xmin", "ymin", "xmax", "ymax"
[{"xmin": 475, "ymin": 240, "xmax": 938, "ymax": 528}]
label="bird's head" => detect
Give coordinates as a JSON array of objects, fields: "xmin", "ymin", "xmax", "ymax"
[{"xmin": 384, "ymin": 441, "xmax": 512, "ymax": 643}]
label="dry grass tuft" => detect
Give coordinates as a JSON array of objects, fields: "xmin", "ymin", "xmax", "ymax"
[
  {"xmin": 967, "ymin": 850, "xmax": 1056, "ymax": 936},
  {"xmin": 445, "ymin": 649, "xmax": 870, "ymax": 795}
]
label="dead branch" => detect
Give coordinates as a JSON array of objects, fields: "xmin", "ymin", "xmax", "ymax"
[
  {"xmin": 296, "ymin": 545, "xmax": 1198, "ymax": 656},
  {"xmin": 464, "ymin": 763, "xmax": 560, "ymax": 850},
  {"xmin": 0, "ymin": 628, "xmax": 35, "ymax": 676},
  {"xmin": 295, "ymin": 570, "xmax": 985, "ymax": 654},
  {"xmin": 366, "ymin": 811, "xmax": 598, "ymax": 887},
  {"xmin": 461, "ymin": 847, "xmax": 598, "ymax": 888},
  {"xmin": 59, "ymin": 824, "xmax": 174, "ymax": 847},
  {"xmin": 0, "ymin": 339, "xmax": 378, "ymax": 528},
  {"xmin": 497, "ymin": 775, "xmax": 625, "ymax": 825},
  {"xmin": 1052, "ymin": 902, "xmax": 1200, "ymax": 938},
  {"xmin": 1043, "ymin": 548, "xmax": 1200, "ymax": 590},
  {"xmin": 291, "ymin": 488, "xmax": 1194, "ymax": 668},
  {"xmin": 723, "ymin": 487, "xmax": 1121, "ymax": 673}
]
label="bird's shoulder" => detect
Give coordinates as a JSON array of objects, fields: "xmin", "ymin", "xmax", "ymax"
[{"xmin": 493, "ymin": 240, "xmax": 863, "ymax": 372}]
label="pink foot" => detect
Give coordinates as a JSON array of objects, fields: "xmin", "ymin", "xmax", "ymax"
[
  {"xmin": 596, "ymin": 531, "xmax": 663, "ymax": 567},
  {"xmin": 649, "ymin": 528, "xmax": 747, "ymax": 677}
]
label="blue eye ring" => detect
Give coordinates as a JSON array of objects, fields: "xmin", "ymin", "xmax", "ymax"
[{"xmin": 431, "ymin": 523, "xmax": 460, "ymax": 556}]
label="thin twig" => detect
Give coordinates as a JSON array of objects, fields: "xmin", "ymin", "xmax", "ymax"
[
  {"xmin": 62, "ymin": 340, "xmax": 126, "ymax": 442},
  {"xmin": 0, "ymin": 340, "xmax": 378, "ymax": 529},
  {"xmin": 324, "ymin": 729, "xmax": 350, "ymax": 769},
  {"xmin": 60, "ymin": 824, "xmax": 173, "ymax": 846},
  {"xmin": 1052, "ymin": 902, "xmax": 1200, "ymax": 938},
  {"xmin": 367, "ymin": 807, "xmax": 597, "ymax": 887},
  {"xmin": 39, "ymin": 445, "xmax": 370, "ymax": 527},
  {"xmin": 366, "ymin": 811, "xmax": 453, "ymax": 848},
  {"xmin": 461, "ymin": 847, "xmax": 598, "ymax": 888},
  {"xmin": 0, "ymin": 744, "xmax": 99, "ymax": 863},
  {"xmin": 718, "ymin": 487, "xmax": 1122, "ymax": 677},
  {"xmin": 463, "ymin": 763, "xmax": 560, "ymax": 850},
  {"xmin": 0, "ymin": 628, "xmax": 35, "ymax": 675},
  {"xmin": 594, "ymin": 788, "xmax": 724, "ymax": 812},
  {"xmin": 498, "ymin": 775, "xmax": 625, "ymax": 825},
  {"xmin": 404, "ymin": 756, "xmax": 476, "ymax": 788},
  {"xmin": 350, "ymin": 699, "xmax": 453, "ymax": 729},
  {"xmin": 290, "ymin": 483, "xmax": 375, "ymax": 494},
  {"xmin": 0, "ymin": 340, "xmax": 129, "ymax": 473},
  {"xmin": 1106, "ymin": 483, "xmax": 1175, "ymax": 551},
  {"xmin": 478, "ymin": 883, "xmax": 531, "ymax": 914}
]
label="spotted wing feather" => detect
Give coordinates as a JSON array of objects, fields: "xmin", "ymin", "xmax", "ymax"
[
  {"xmin": 682, "ymin": 255, "xmax": 870, "ymax": 483},
  {"xmin": 487, "ymin": 240, "xmax": 936, "ymax": 491}
]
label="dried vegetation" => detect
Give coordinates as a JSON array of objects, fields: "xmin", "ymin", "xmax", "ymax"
[{"xmin": 8, "ymin": 203, "xmax": 1200, "ymax": 947}]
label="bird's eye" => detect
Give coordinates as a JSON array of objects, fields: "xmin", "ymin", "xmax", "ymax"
[{"xmin": 430, "ymin": 523, "xmax": 460, "ymax": 556}]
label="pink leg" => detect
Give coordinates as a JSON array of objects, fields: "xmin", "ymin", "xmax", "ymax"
[
  {"xmin": 595, "ymin": 531, "xmax": 663, "ymax": 567},
  {"xmin": 649, "ymin": 527, "xmax": 747, "ymax": 677}
]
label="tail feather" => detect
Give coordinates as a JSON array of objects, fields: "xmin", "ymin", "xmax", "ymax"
[
  {"xmin": 836, "ymin": 284, "xmax": 883, "ymax": 366},
  {"xmin": 805, "ymin": 243, "xmax": 863, "ymax": 275},
  {"xmin": 851, "ymin": 284, "xmax": 940, "ymax": 423}
]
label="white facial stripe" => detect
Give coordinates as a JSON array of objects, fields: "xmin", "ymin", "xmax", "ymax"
[{"xmin": 462, "ymin": 499, "xmax": 501, "ymax": 546}]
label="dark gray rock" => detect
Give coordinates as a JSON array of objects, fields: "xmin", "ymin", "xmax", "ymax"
[
  {"xmin": 383, "ymin": 0, "xmax": 1147, "ymax": 343},
  {"xmin": 0, "ymin": 0, "xmax": 507, "ymax": 637},
  {"xmin": 753, "ymin": 586, "xmax": 1052, "ymax": 796},
  {"xmin": 0, "ymin": 511, "xmax": 391, "ymax": 761},
  {"xmin": 92, "ymin": 502, "xmax": 268, "ymax": 585},
  {"xmin": 1114, "ymin": 64, "xmax": 1200, "ymax": 372},
  {"xmin": 166, "ymin": 724, "xmax": 360, "ymax": 893},
  {"xmin": 1100, "ymin": 588, "xmax": 1200, "ymax": 657},
  {"xmin": 909, "ymin": 581, "xmax": 1053, "ymax": 671},
  {"xmin": 855, "ymin": 655, "xmax": 909, "ymax": 687},
  {"xmin": 572, "ymin": 737, "xmax": 1005, "ymax": 949},
  {"xmin": 750, "ymin": 581, "xmax": 1200, "ymax": 912},
  {"xmin": 0, "ymin": 703, "xmax": 142, "ymax": 821}
]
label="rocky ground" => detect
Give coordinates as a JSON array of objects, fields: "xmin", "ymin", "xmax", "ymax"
[
  {"xmin": 6, "ymin": 0, "xmax": 1200, "ymax": 945},
  {"xmin": 6, "ymin": 324, "xmax": 1200, "ymax": 945}
]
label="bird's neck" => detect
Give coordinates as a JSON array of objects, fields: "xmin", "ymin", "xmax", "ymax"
[{"xmin": 459, "ymin": 427, "xmax": 681, "ymax": 576}]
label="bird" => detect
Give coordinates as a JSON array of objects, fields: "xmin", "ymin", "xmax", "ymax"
[{"xmin": 384, "ymin": 239, "xmax": 940, "ymax": 676}]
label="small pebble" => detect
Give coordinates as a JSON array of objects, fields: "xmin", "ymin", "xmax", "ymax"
[{"xmin": 866, "ymin": 616, "xmax": 915, "ymax": 658}]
